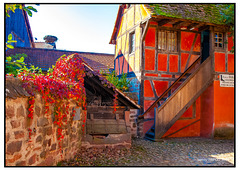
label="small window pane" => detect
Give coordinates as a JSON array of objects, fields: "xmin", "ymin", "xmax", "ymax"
[
  {"xmin": 214, "ymin": 32, "xmax": 224, "ymax": 48},
  {"xmin": 129, "ymin": 32, "xmax": 135, "ymax": 54}
]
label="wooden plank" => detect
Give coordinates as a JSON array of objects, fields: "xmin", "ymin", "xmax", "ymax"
[
  {"xmin": 141, "ymin": 19, "xmax": 150, "ymax": 41},
  {"xmin": 86, "ymin": 119, "xmax": 127, "ymax": 134},
  {"xmin": 150, "ymin": 80, "xmax": 158, "ymax": 98},
  {"xmin": 87, "ymin": 112, "xmax": 124, "ymax": 119},
  {"xmin": 87, "ymin": 119, "xmax": 125, "ymax": 124}
]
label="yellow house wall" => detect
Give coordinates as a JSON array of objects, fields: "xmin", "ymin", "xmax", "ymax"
[{"xmin": 115, "ymin": 5, "xmax": 150, "ymax": 74}]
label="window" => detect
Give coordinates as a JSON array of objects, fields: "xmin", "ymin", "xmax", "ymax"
[
  {"xmin": 129, "ymin": 31, "xmax": 135, "ymax": 54},
  {"xmin": 214, "ymin": 32, "xmax": 224, "ymax": 48},
  {"xmin": 158, "ymin": 30, "xmax": 177, "ymax": 52}
]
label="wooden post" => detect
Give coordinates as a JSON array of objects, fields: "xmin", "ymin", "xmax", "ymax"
[{"xmin": 124, "ymin": 111, "xmax": 130, "ymax": 126}]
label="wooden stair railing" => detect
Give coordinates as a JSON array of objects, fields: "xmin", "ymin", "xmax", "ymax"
[
  {"xmin": 141, "ymin": 57, "xmax": 213, "ymax": 141},
  {"xmin": 153, "ymin": 57, "xmax": 213, "ymax": 141},
  {"xmin": 139, "ymin": 56, "xmax": 202, "ymax": 118}
]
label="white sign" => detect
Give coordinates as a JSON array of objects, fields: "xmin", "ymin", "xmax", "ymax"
[{"xmin": 220, "ymin": 74, "xmax": 234, "ymax": 87}]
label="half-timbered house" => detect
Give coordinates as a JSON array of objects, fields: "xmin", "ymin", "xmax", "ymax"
[{"xmin": 110, "ymin": 4, "xmax": 234, "ymax": 140}]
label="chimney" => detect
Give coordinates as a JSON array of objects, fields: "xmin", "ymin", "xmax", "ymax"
[{"xmin": 43, "ymin": 35, "xmax": 58, "ymax": 49}]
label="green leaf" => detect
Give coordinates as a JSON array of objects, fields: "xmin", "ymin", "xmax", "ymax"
[
  {"xmin": 8, "ymin": 34, "xmax": 13, "ymax": 40},
  {"xmin": 6, "ymin": 44, "xmax": 14, "ymax": 49},
  {"xmin": 23, "ymin": 7, "xmax": 32, "ymax": 17},
  {"xmin": 27, "ymin": 6, "xmax": 38, "ymax": 12},
  {"xmin": 6, "ymin": 56, "xmax": 12, "ymax": 62},
  {"xmin": 19, "ymin": 57, "xmax": 25, "ymax": 62},
  {"xmin": 27, "ymin": 10, "xmax": 33, "ymax": 17}
]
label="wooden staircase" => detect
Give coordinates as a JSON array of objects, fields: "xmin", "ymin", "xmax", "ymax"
[{"xmin": 140, "ymin": 57, "xmax": 213, "ymax": 141}]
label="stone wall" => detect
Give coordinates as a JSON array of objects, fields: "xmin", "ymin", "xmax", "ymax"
[
  {"xmin": 128, "ymin": 109, "xmax": 138, "ymax": 138},
  {"xmin": 6, "ymin": 92, "xmax": 84, "ymax": 166}
]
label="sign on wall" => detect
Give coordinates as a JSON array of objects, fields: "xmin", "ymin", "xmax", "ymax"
[{"xmin": 220, "ymin": 74, "xmax": 234, "ymax": 87}]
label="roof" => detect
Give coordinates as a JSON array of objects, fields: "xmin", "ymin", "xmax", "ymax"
[
  {"xmin": 109, "ymin": 5, "xmax": 125, "ymax": 44},
  {"xmin": 6, "ymin": 76, "xmax": 31, "ymax": 99},
  {"xmin": 147, "ymin": 4, "xmax": 231, "ymax": 25},
  {"xmin": 109, "ymin": 4, "xmax": 231, "ymax": 44},
  {"xmin": 6, "ymin": 47, "xmax": 114, "ymax": 72}
]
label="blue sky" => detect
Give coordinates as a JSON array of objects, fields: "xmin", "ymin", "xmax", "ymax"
[{"xmin": 27, "ymin": 4, "xmax": 119, "ymax": 54}]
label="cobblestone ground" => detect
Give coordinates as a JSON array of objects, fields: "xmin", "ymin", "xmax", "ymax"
[{"xmin": 59, "ymin": 137, "xmax": 234, "ymax": 167}]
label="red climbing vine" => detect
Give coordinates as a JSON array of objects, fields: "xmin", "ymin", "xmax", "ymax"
[
  {"xmin": 18, "ymin": 54, "xmax": 86, "ymax": 154},
  {"xmin": 16, "ymin": 53, "xmax": 119, "ymax": 157}
]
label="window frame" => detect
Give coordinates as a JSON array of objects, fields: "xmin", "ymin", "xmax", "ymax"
[
  {"xmin": 158, "ymin": 30, "xmax": 178, "ymax": 52},
  {"xmin": 129, "ymin": 31, "xmax": 135, "ymax": 54},
  {"xmin": 214, "ymin": 32, "xmax": 224, "ymax": 49}
]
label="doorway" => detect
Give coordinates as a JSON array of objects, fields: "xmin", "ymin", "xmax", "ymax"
[{"xmin": 201, "ymin": 30, "xmax": 210, "ymax": 63}]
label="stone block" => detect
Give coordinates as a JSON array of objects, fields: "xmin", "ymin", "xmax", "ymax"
[
  {"xmin": 44, "ymin": 127, "xmax": 52, "ymax": 136},
  {"xmin": 7, "ymin": 141, "xmax": 22, "ymax": 155},
  {"xmin": 37, "ymin": 117, "xmax": 49, "ymax": 127},
  {"xmin": 16, "ymin": 160, "xmax": 26, "ymax": 166},
  {"xmin": 44, "ymin": 156, "xmax": 54, "ymax": 166},
  {"xmin": 16, "ymin": 105, "xmax": 25, "ymax": 118},
  {"xmin": 35, "ymin": 105, "xmax": 41, "ymax": 117},
  {"xmin": 40, "ymin": 151, "xmax": 46, "ymax": 158},
  {"xmin": 14, "ymin": 131, "xmax": 25, "ymax": 139},
  {"xmin": 6, "ymin": 153, "xmax": 22, "ymax": 164},
  {"xmin": 43, "ymin": 139, "xmax": 51, "ymax": 147},
  {"xmin": 28, "ymin": 154, "xmax": 36, "ymax": 165},
  {"xmin": 36, "ymin": 135, "xmax": 43, "ymax": 143},
  {"xmin": 50, "ymin": 143, "xmax": 57, "ymax": 151},
  {"xmin": 73, "ymin": 107, "xmax": 81, "ymax": 121},
  {"xmin": 6, "ymin": 106, "xmax": 15, "ymax": 119},
  {"xmin": 10, "ymin": 120, "xmax": 21, "ymax": 129}
]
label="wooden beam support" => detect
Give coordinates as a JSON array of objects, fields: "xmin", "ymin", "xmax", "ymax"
[
  {"xmin": 158, "ymin": 19, "xmax": 171, "ymax": 26},
  {"xmin": 141, "ymin": 19, "xmax": 150, "ymax": 41},
  {"xmin": 187, "ymin": 23, "xmax": 199, "ymax": 30},
  {"xmin": 173, "ymin": 21, "xmax": 184, "ymax": 28}
]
